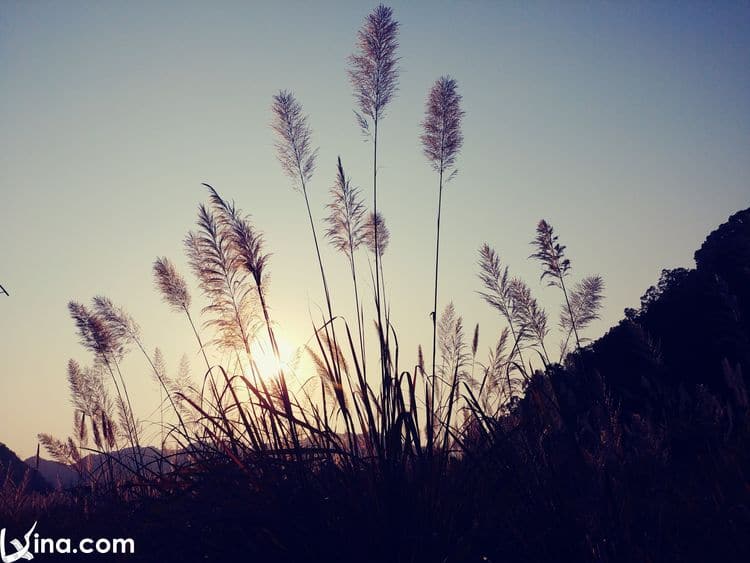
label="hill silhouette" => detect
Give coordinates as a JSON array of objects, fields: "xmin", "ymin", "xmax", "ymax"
[
  {"xmin": 23, "ymin": 456, "xmax": 79, "ymax": 489},
  {"xmin": 0, "ymin": 443, "xmax": 50, "ymax": 494}
]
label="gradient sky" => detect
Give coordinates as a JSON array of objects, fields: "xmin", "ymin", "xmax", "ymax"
[{"xmin": 1, "ymin": 1, "xmax": 748, "ymax": 459}]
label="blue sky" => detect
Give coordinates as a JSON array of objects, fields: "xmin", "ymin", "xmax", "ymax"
[{"xmin": 1, "ymin": 0, "xmax": 748, "ymax": 457}]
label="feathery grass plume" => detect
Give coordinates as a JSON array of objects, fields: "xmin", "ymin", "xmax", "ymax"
[
  {"xmin": 437, "ymin": 303, "xmax": 469, "ymax": 383},
  {"xmin": 362, "ymin": 211, "xmax": 390, "ymax": 256},
  {"xmin": 476, "ymin": 245, "xmax": 527, "ymax": 355},
  {"xmin": 68, "ymin": 300, "xmax": 139, "ymax": 455},
  {"xmin": 509, "ymin": 277, "xmax": 550, "ymax": 363},
  {"xmin": 67, "ymin": 360, "xmax": 114, "ymax": 455},
  {"xmin": 271, "ymin": 90, "xmax": 317, "ymax": 187},
  {"xmin": 560, "ymin": 275, "xmax": 605, "ymax": 356},
  {"xmin": 92, "ymin": 296, "xmax": 140, "ymax": 345},
  {"xmin": 423, "ymin": 76, "xmax": 464, "ymax": 454},
  {"xmin": 474, "ymin": 327, "xmax": 514, "ymax": 412},
  {"xmin": 67, "ymin": 361, "xmax": 110, "ymax": 426},
  {"xmin": 75, "ymin": 411, "xmax": 87, "ymax": 444},
  {"xmin": 152, "ymin": 347, "xmax": 169, "ymax": 386},
  {"xmin": 205, "ymin": 184, "xmax": 270, "ymax": 290},
  {"xmin": 530, "ymin": 219, "xmax": 571, "ymax": 287},
  {"xmin": 204, "ymin": 184, "xmax": 282, "ymax": 371},
  {"xmin": 477, "ymin": 244, "xmax": 514, "ymax": 320},
  {"xmin": 153, "ymin": 257, "xmax": 191, "ymax": 311},
  {"xmin": 92, "ymin": 295, "xmax": 185, "ymax": 443},
  {"xmin": 486, "ymin": 328, "xmax": 511, "ymax": 387},
  {"xmin": 325, "ymin": 157, "xmax": 367, "ymax": 258},
  {"xmin": 185, "ymin": 204, "xmax": 258, "ymax": 354},
  {"xmin": 171, "ymin": 354, "xmax": 195, "ymax": 416},
  {"xmin": 421, "ymin": 76, "xmax": 465, "ymax": 177},
  {"xmin": 469, "ymin": 323, "xmax": 480, "ymax": 391},
  {"xmin": 436, "ymin": 302, "xmax": 469, "ymax": 452},
  {"xmin": 348, "ymin": 4, "xmax": 400, "ymax": 132},
  {"xmin": 68, "ymin": 301, "xmax": 125, "ymax": 360},
  {"xmin": 153, "ymin": 255, "xmax": 210, "ymax": 372},
  {"xmin": 307, "ymin": 336, "xmax": 351, "ymax": 416},
  {"xmin": 530, "ymin": 219, "xmax": 581, "ymax": 349},
  {"xmin": 67, "ymin": 359, "xmax": 93, "ymax": 416},
  {"xmin": 37, "ymin": 434, "xmax": 74, "ymax": 466}
]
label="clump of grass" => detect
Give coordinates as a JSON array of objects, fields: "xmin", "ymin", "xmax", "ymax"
[{"xmin": 30, "ymin": 4, "xmax": 634, "ymax": 560}]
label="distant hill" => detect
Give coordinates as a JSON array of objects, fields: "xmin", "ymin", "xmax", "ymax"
[
  {"xmin": 0, "ymin": 442, "xmax": 51, "ymax": 493},
  {"xmin": 25, "ymin": 446, "xmax": 184, "ymax": 489},
  {"xmin": 24, "ymin": 456, "xmax": 79, "ymax": 489}
]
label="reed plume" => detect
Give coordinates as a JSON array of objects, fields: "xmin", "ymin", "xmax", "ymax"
[
  {"xmin": 472, "ymin": 323, "xmax": 480, "ymax": 359},
  {"xmin": 205, "ymin": 184, "xmax": 270, "ymax": 290},
  {"xmin": 362, "ymin": 211, "xmax": 389, "ymax": 257},
  {"xmin": 271, "ymin": 90, "xmax": 317, "ymax": 187},
  {"xmin": 560, "ymin": 275, "xmax": 605, "ymax": 356},
  {"xmin": 423, "ymin": 76, "xmax": 464, "ymax": 453},
  {"xmin": 325, "ymin": 157, "xmax": 367, "ymax": 259},
  {"xmin": 68, "ymin": 301, "xmax": 139, "ymax": 455},
  {"xmin": 530, "ymin": 220, "xmax": 571, "ymax": 287},
  {"xmin": 436, "ymin": 302, "xmax": 468, "ymax": 452},
  {"xmin": 91, "ymin": 296, "xmax": 188, "ymax": 454},
  {"xmin": 171, "ymin": 354, "xmax": 195, "ymax": 415},
  {"xmin": 437, "ymin": 303, "xmax": 469, "ymax": 386},
  {"xmin": 67, "ymin": 359, "xmax": 115, "ymax": 452},
  {"xmin": 153, "ymin": 257, "xmax": 191, "ymax": 311},
  {"xmin": 348, "ymin": 4, "xmax": 400, "ymax": 132},
  {"xmin": 68, "ymin": 301, "xmax": 125, "ymax": 361},
  {"xmin": 185, "ymin": 204, "xmax": 258, "ymax": 355},
  {"xmin": 509, "ymin": 277, "xmax": 550, "ymax": 364},
  {"xmin": 421, "ymin": 76, "xmax": 464, "ymax": 177},
  {"xmin": 153, "ymin": 256, "xmax": 210, "ymax": 372},
  {"xmin": 91, "ymin": 296, "xmax": 140, "ymax": 345},
  {"xmin": 530, "ymin": 219, "xmax": 578, "ymax": 349},
  {"xmin": 478, "ymin": 327, "xmax": 513, "ymax": 409}
]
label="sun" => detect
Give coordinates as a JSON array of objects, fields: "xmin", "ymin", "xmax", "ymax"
[{"xmin": 249, "ymin": 337, "xmax": 298, "ymax": 379}]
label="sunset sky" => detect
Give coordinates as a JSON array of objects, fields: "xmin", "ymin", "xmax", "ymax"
[{"xmin": 2, "ymin": 0, "xmax": 749, "ymax": 458}]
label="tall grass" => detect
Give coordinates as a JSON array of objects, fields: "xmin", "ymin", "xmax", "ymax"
[{"xmin": 35, "ymin": 4, "xmax": 614, "ymax": 553}]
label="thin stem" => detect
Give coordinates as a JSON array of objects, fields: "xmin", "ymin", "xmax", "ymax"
[
  {"xmin": 298, "ymin": 171, "xmax": 338, "ymax": 431},
  {"xmin": 429, "ymin": 168, "xmax": 444, "ymax": 455},
  {"xmin": 184, "ymin": 307, "xmax": 211, "ymax": 374}
]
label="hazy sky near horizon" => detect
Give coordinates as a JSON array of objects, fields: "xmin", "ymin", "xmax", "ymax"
[{"xmin": 1, "ymin": 1, "xmax": 749, "ymax": 458}]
